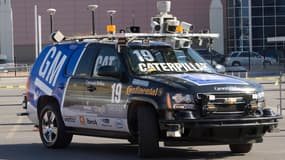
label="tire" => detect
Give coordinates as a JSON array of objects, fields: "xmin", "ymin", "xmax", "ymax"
[
  {"xmin": 232, "ymin": 61, "xmax": 241, "ymax": 66},
  {"xmin": 137, "ymin": 106, "xmax": 159, "ymax": 158},
  {"xmin": 39, "ymin": 104, "xmax": 73, "ymax": 148},
  {"xmin": 127, "ymin": 137, "xmax": 138, "ymax": 145},
  {"xmin": 229, "ymin": 144, "xmax": 253, "ymax": 153}
]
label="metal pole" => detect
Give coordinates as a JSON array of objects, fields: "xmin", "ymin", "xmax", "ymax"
[
  {"xmin": 14, "ymin": 56, "xmax": 16, "ymax": 77},
  {"xmin": 34, "ymin": 5, "xmax": 38, "ymax": 58},
  {"xmin": 248, "ymin": 52, "xmax": 251, "ymax": 71},
  {"xmin": 92, "ymin": 11, "xmax": 95, "ymax": 35},
  {"xmin": 50, "ymin": 14, "xmax": 53, "ymax": 34},
  {"xmin": 38, "ymin": 15, "xmax": 42, "ymax": 53},
  {"xmin": 279, "ymin": 71, "xmax": 283, "ymax": 115},
  {"xmin": 248, "ymin": 0, "xmax": 253, "ymax": 53}
]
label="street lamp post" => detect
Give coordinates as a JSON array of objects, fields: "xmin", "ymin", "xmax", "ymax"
[
  {"xmin": 87, "ymin": 5, "xmax": 98, "ymax": 35},
  {"xmin": 46, "ymin": 8, "xmax": 56, "ymax": 34}
]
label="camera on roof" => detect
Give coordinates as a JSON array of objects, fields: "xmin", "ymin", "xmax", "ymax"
[
  {"xmin": 180, "ymin": 21, "xmax": 193, "ymax": 33},
  {"xmin": 151, "ymin": 20, "xmax": 161, "ymax": 33},
  {"xmin": 170, "ymin": 37, "xmax": 191, "ymax": 49},
  {"xmin": 165, "ymin": 19, "xmax": 179, "ymax": 33}
]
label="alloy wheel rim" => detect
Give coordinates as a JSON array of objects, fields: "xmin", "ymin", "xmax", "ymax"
[{"xmin": 42, "ymin": 110, "xmax": 58, "ymax": 144}]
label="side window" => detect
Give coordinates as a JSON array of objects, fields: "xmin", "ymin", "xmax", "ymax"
[
  {"xmin": 92, "ymin": 45, "xmax": 120, "ymax": 77},
  {"xmin": 75, "ymin": 44, "xmax": 99, "ymax": 77},
  {"xmin": 239, "ymin": 52, "xmax": 247, "ymax": 57}
]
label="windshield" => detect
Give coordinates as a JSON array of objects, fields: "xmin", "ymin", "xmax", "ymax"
[{"xmin": 126, "ymin": 46, "xmax": 215, "ymax": 75}]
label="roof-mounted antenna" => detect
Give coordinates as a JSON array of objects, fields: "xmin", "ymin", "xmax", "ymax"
[
  {"xmin": 87, "ymin": 4, "xmax": 98, "ymax": 35},
  {"xmin": 46, "ymin": 8, "xmax": 56, "ymax": 34},
  {"xmin": 107, "ymin": 10, "xmax": 117, "ymax": 34}
]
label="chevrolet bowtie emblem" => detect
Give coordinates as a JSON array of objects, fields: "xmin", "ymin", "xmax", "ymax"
[{"xmin": 224, "ymin": 98, "xmax": 237, "ymax": 104}]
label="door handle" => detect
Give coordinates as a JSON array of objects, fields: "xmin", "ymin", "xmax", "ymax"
[{"xmin": 87, "ymin": 85, "xmax": 96, "ymax": 92}]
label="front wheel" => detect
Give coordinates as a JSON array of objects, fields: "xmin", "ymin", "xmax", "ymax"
[
  {"xmin": 39, "ymin": 104, "xmax": 73, "ymax": 148},
  {"xmin": 229, "ymin": 144, "xmax": 253, "ymax": 153},
  {"xmin": 137, "ymin": 106, "xmax": 159, "ymax": 158}
]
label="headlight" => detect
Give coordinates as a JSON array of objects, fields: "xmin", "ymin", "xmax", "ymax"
[
  {"xmin": 252, "ymin": 91, "xmax": 264, "ymax": 100},
  {"xmin": 172, "ymin": 93, "xmax": 194, "ymax": 104},
  {"xmin": 251, "ymin": 91, "xmax": 265, "ymax": 111},
  {"xmin": 166, "ymin": 93, "xmax": 195, "ymax": 110}
]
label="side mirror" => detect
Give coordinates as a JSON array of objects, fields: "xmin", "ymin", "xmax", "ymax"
[
  {"xmin": 215, "ymin": 64, "xmax": 226, "ymax": 73},
  {"xmin": 97, "ymin": 66, "xmax": 121, "ymax": 79}
]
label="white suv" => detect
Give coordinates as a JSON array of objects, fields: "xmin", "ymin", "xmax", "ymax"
[{"xmin": 225, "ymin": 51, "xmax": 277, "ymax": 66}]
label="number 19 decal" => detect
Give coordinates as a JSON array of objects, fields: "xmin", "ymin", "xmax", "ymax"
[{"xmin": 111, "ymin": 83, "xmax": 122, "ymax": 103}]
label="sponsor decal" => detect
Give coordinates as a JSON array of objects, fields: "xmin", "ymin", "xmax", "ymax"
[
  {"xmin": 126, "ymin": 86, "xmax": 163, "ymax": 96},
  {"xmin": 101, "ymin": 118, "xmax": 110, "ymax": 124},
  {"xmin": 93, "ymin": 55, "xmax": 116, "ymax": 75},
  {"xmin": 79, "ymin": 116, "xmax": 85, "ymax": 125},
  {"xmin": 35, "ymin": 46, "xmax": 67, "ymax": 95},
  {"xmin": 214, "ymin": 86, "xmax": 255, "ymax": 92},
  {"xmin": 132, "ymin": 49, "xmax": 209, "ymax": 73},
  {"xmin": 138, "ymin": 62, "xmax": 207, "ymax": 73},
  {"xmin": 100, "ymin": 118, "xmax": 112, "ymax": 127},
  {"xmin": 115, "ymin": 119, "xmax": 124, "ymax": 129},
  {"xmin": 178, "ymin": 74, "xmax": 248, "ymax": 86},
  {"xmin": 86, "ymin": 80, "xmax": 105, "ymax": 87},
  {"xmin": 86, "ymin": 117, "xmax": 97, "ymax": 125},
  {"xmin": 132, "ymin": 79, "xmax": 150, "ymax": 87},
  {"xmin": 63, "ymin": 116, "xmax": 76, "ymax": 123}
]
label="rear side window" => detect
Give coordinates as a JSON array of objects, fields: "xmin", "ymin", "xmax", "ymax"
[
  {"xmin": 231, "ymin": 52, "xmax": 239, "ymax": 57},
  {"xmin": 75, "ymin": 44, "xmax": 99, "ymax": 77},
  {"xmin": 92, "ymin": 45, "xmax": 120, "ymax": 77},
  {"xmin": 239, "ymin": 52, "xmax": 248, "ymax": 57}
]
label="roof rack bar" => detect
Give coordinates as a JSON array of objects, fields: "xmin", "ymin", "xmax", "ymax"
[{"xmin": 64, "ymin": 33, "xmax": 219, "ymax": 42}]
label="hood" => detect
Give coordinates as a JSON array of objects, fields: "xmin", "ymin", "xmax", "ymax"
[{"xmin": 141, "ymin": 73, "xmax": 261, "ymax": 94}]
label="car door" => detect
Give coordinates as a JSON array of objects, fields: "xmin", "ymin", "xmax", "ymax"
[
  {"xmin": 62, "ymin": 43, "xmax": 100, "ymax": 128},
  {"xmin": 83, "ymin": 44, "xmax": 129, "ymax": 132},
  {"xmin": 238, "ymin": 52, "xmax": 248, "ymax": 66}
]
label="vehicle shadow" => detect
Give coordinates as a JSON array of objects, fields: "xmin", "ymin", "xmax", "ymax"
[{"xmin": 0, "ymin": 143, "xmax": 244, "ymax": 160}]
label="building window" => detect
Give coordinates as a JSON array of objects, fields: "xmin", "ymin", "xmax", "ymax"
[
  {"xmin": 264, "ymin": 17, "xmax": 275, "ymax": 26},
  {"xmin": 263, "ymin": 0, "xmax": 275, "ymax": 6},
  {"xmin": 252, "ymin": 27, "xmax": 264, "ymax": 38},
  {"xmin": 276, "ymin": 7, "xmax": 285, "ymax": 16},
  {"xmin": 264, "ymin": 7, "xmax": 275, "ymax": 16},
  {"xmin": 252, "ymin": 17, "xmax": 263, "ymax": 25},
  {"xmin": 252, "ymin": 7, "xmax": 263, "ymax": 17},
  {"xmin": 252, "ymin": 0, "xmax": 263, "ymax": 7},
  {"xmin": 264, "ymin": 27, "xmax": 276, "ymax": 37},
  {"xmin": 276, "ymin": 27, "xmax": 285, "ymax": 36}
]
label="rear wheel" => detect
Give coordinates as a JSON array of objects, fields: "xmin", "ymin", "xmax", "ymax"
[
  {"xmin": 137, "ymin": 106, "xmax": 159, "ymax": 158},
  {"xmin": 229, "ymin": 144, "xmax": 253, "ymax": 153},
  {"xmin": 39, "ymin": 104, "xmax": 73, "ymax": 148}
]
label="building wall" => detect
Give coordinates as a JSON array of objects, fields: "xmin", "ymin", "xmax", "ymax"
[
  {"xmin": 0, "ymin": 0, "xmax": 14, "ymax": 62},
  {"xmin": 11, "ymin": 0, "xmax": 220, "ymax": 63}
]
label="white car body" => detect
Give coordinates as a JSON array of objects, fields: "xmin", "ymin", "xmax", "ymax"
[{"xmin": 225, "ymin": 51, "xmax": 277, "ymax": 66}]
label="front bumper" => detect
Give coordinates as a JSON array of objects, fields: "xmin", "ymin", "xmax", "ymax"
[
  {"xmin": 160, "ymin": 115, "xmax": 282, "ymax": 128},
  {"xmin": 159, "ymin": 110, "xmax": 282, "ymax": 145}
]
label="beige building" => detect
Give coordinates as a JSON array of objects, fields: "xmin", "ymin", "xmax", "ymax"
[{"xmin": 7, "ymin": 0, "xmax": 226, "ymax": 63}]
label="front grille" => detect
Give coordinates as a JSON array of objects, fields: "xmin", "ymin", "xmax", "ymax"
[{"xmin": 197, "ymin": 93, "xmax": 252, "ymax": 115}]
